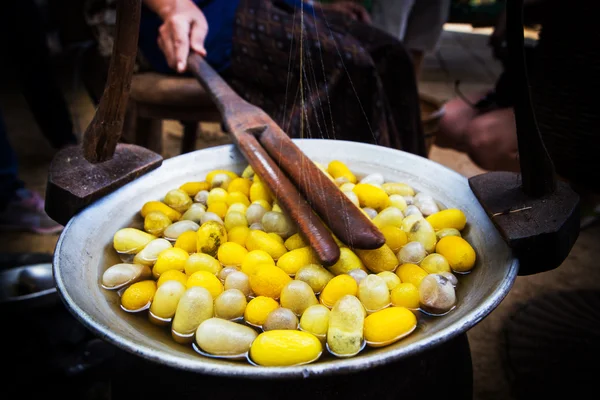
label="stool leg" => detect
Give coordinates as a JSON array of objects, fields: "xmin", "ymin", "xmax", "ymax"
[
  {"xmin": 135, "ymin": 116, "xmax": 163, "ymax": 155},
  {"xmin": 181, "ymin": 121, "xmax": 198, "ymax": 154}
]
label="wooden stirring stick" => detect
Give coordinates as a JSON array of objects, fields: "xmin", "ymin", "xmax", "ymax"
[
  {"xmin": 258, "ymin": 121, "xmax": 385, "ymax": 250},
  {"xmin": 187, "ymin": 54, "xmax": 340, "ymax": 266},
  {"xmin": 232, "ymin": 130, "xmax": 341, "ymax": 266},
  {"xmin": 187, "ymin": 53, "xmax": 385, "ymax": 263}
]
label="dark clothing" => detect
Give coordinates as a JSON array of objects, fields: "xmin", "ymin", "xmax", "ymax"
[
  {"xmin": 472, "ymin": 0, "xmax": 600, "ymax": 190},
  {"xmin": 226, "ymin": 0, "xmax": 425, "ymax": 154},
  {"xmin": 0, "ymin": 0, "xmax": 76, "ymax": 150},
  {"xmin": 0, "ymin": 0, "xmax": 76, "ymax": 210},
  {"xmin": 528, "ymin": 0, "xmax": 600, "ymax": 191},
  {"xmin": 0, "ymin": 111, "xmax": 23, "ymax": 210},
  {"xmin": 138, "ymin": 0, "xmax": 426, "ymax": 155}
]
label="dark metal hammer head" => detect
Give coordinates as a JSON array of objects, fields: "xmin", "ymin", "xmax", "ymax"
[
  {"xmin": 45, "ymin": 144, "xmax": 162, "ymax": 226},
  {"xmin": 469, "ymin": 171, "xmax": 580, "ymax": 276}
]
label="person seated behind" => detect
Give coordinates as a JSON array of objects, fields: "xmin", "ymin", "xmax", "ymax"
[
  {"xmin": 86, "ymin": 0, "xmax": 427, "ymax": 156},
  {"xmin": 435, "ymin": 0, "xmax": 543, "ymax": 173},
  {"xmin": 434, "ymin": 61, "xmax": 521, "ymax": 173},
  {"xmin": 436, "ymin": 0, "xmax": 600, "ymax": 227},
  {"xmin": 0, "ymin": 0, "xmax": 77, "ymax": 234}
]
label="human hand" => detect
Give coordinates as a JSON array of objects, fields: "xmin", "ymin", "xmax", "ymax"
[
  {"xmin": 320, "ymin": 1, "xmax": 372, "ymax": 24},
  {"xmin": 155, "ymin": 0, "xmax": 208, "ymax": 73}
]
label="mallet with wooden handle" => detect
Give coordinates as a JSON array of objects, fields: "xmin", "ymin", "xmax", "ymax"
[{"xmin": 45, "ymin": 0, "xmax": 162, "ymax": 226}]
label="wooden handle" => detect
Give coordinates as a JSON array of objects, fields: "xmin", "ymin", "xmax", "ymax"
[
  {"xmin": 234, "ymin": 130, "xmax": 341, "ymax": 265},
  {"xmin": 259, "ymin": 128, "xmax": 386, "ymax": 249},
  {"xmin": 82, "ymin": 0, "xmax": 141, "ymax": 163},
  {"xmin": 188, "ymin": 53, "xmax": 385, "ymax": 250},
  {"xmin": 507, "ymin": 0, "xmax": 556, "ymax": 196},
  {"xmin": 187, "ymin": 53, "xmax": 264, "ymax": 134},
  {"xmin": 187, "ymin": 53, "xmax": 341, "ymax": 265}
]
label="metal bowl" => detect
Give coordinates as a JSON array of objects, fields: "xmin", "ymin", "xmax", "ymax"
[
  {"xmin": 0, "ymin": 263, "xmax": 58, "ymax": 311},
  {"xmin": 53, "ymin": 139, "xmax": 518, "ymax": 378}
]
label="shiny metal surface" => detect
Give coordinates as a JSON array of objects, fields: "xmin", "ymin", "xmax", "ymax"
[
  {"xmin": 0, "ymin": 263, "xmax": 58, "ymax": 310},
  {"xmin": 53, "ymin": 139, "xmax": 518, "ymax": 378}
]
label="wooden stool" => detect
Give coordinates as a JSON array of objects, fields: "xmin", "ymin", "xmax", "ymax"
[
  {"xmin": 124, "ymin": 74, "xmax": 443, "ymax": 157},
  {"xmin": 125, "ymin": 72, "xmax": 222, "ymax": 154}
]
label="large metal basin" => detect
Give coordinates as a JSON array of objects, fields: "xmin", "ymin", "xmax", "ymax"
[{"xmin": 53, "ymin": 139, "xmax": 518, "ymax": 378}]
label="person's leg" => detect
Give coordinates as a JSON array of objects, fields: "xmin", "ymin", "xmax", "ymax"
[
  {"xmin": 401, "ymin": 0, "xmax": 451, "ymax": 78},
  {"xmin": 0, "ymin": 110, "xmax": 63, "ymax": 234},
  {"xmin": 3, "ymin": 0, "xmax": 77, "ymax": 149},
  {"xmin": 371, "ymin": 0, "xmax": 422, "ymax": 75},
  {"xmin": 370, "ymin": 0, "xmax": 415, "ymax": 40}
]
